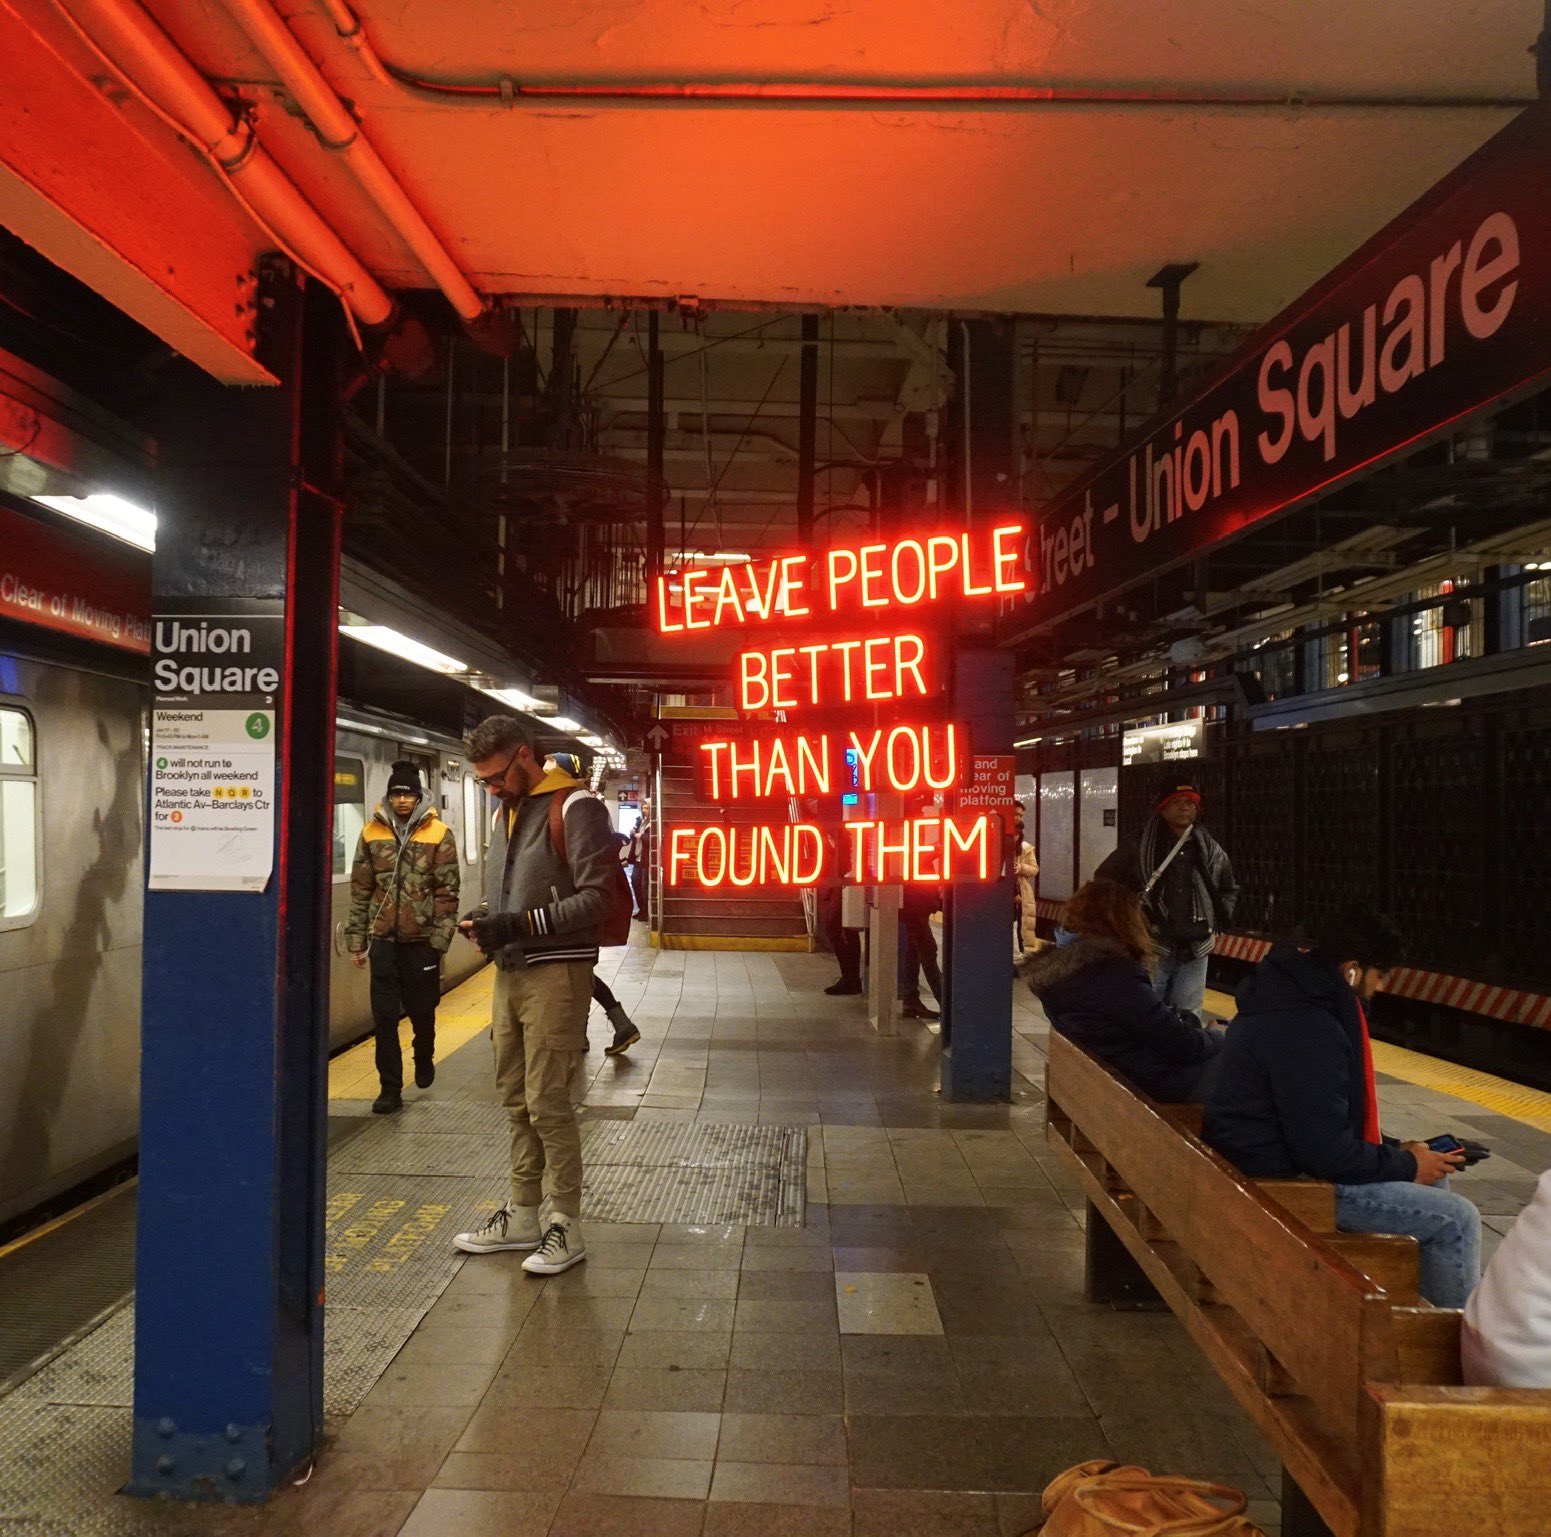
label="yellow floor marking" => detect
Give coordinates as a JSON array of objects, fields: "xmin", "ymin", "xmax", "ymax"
[
  {"xmin": 327, "ymin": 965, "xmax": 496, "ymax": 1101},
  {"xmin": 368, "ymin": 1204, "xmax": 452, "ymax": 1273},
  {"xmin": 324, "ymin": 1197, "xmax": 405, "ymax": 1273},
  {"xmin": 1205, "ymin": 985, "xmax": 1551, "ymax": 1134}
]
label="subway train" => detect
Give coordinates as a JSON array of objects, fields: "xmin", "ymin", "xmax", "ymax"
[{"xmin": 0, "ymin": 627, "xmax": 491, "ymax": 1230}]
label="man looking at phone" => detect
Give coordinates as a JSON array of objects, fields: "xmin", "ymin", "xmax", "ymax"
[
  {"xmin": 1204, "ymin": 905, "xmax": 1481, "ymax": 1307},
  {"xmin": 450, "ymin": 716, "xmax": 616, "ymax": 1275}
]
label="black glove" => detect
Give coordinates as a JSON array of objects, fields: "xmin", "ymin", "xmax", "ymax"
[{"xmin": 470, "ymin": 911, "xmax": 526, "ymax": 953}]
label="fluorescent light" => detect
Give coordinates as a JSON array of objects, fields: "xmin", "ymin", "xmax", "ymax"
[
  {"xmin": 1014, "ymin": 735, "xmax": 1043, "ymax": 748},
  {"xmin": 480, "ymin": 685, "xmax": 543, "ymax": 712},
  {"xmin": 343, "ymin": 624, "xmax": 465, "ymax": 674},
  {"xmin": 579, "ymin": 734, "xmax": 607, "ymax": 748},
  {"xmin": 549, "ymin": 716, "xmax": 583, "ymax": 732},
  {"xmin": 32, "ymin": 493, "xmax": 157, "ymax": 552}
]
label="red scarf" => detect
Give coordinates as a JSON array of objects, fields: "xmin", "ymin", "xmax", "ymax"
[{"xmin": 1355, "ymin": 995, "xmax": 1381, "ymax": 1146}]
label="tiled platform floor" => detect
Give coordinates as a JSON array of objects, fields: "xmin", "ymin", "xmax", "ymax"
[{"xmin": 12, "ymin": 939, "xmax": 1551, "ymax": 1536}]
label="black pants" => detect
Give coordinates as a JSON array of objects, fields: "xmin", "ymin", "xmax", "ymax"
[
  {"xmin": 900, "ymin": 908, "xmax": 943, "ymax": 1004},
  {"xmin": 369, "ymin": 939, "xmax": 440, "ymax": 1092},
  {"xmin": 592, "ymin": 974, "xmax": 619, "ymax": 1012},
  {"xmin": 822, "ymin": 885, "xmax": 860, "ymax": 983}
]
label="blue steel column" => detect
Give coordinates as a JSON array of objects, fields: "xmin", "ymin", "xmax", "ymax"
[
  {"xmin": 941, "ymin": 646, "xmax": 1015, "ymax": 1100},
  {"xmin": 130, "ymin": 270, "xmax": 344, "ymax": 1500}
]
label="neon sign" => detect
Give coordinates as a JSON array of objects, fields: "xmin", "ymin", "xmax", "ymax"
[
  {"xmin": 737, "ymin": 633, "xmax": 932, "ymax": 712},
  {"xmin": 656, "ymin": 523, "xmax": 1027, "ymax": 632},
  {"xmin": 699, "ymin": 725, "xmax": 963, "ymax": 800},
  {"xmin": 656, "ymin": 524, "xmax": 1025, "ymax": 890}
]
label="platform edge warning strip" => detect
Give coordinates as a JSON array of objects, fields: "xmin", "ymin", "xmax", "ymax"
[{"xmin": 1032, "ymin": 898, "xmax": 1551, "ymax": 1034}]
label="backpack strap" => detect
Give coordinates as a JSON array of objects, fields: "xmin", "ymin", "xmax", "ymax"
[{"xmin": 547, "ymin": 788, "xmax": 594, "ymax": 869}]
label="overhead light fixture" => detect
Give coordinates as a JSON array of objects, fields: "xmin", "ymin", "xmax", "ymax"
[
  {"xmin": 480, "ymin": 685, "xmax": 544, "ymax": 712},
  {"xmin": 342, "ymin": 623, "xmax": 466, "ymax": 675},
  {"xmin": 1014, "ymin": 735, "xmax": 1043, "ymax": 748},
  {"xmin": 549, "ymin": 716, "xmax": 583, "ymax": 732},
  {"xmin": 579, "ymin": 733, "xmax": 607, "ymax": 748},
  {"xmin": 31, "ymin": 492, "xmax": 157, "ymax": 552}
]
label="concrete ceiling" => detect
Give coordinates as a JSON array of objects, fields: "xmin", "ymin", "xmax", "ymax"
[{"xmin": 5, "ymin": 0, "xmax": 1540, "ymax": 354}]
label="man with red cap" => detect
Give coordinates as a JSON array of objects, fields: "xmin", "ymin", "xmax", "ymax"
[{"xmin": 1096, "ymin": 780, "xmax": 1236, "ymax": 1014}]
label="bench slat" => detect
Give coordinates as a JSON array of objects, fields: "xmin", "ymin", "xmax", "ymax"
[{"xmin": 1368, "ymin": 1384, "xmax": 1551, "ymax": 1536}]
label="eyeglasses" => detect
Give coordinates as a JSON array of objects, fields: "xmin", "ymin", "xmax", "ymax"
[{"xmin": 475, "ymin": 747, "xmax": 521, "ymax": 788}]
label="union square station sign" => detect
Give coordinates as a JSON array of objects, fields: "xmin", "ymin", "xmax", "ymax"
[{"xmin": 1018, "ymin": 101, "xmax": 1551, "ymax": 628}]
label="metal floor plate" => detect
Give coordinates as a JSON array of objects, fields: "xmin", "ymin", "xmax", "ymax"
[{"xmin": 580, "ymin": 1121, "xmax": 807, "ymax": 1226}]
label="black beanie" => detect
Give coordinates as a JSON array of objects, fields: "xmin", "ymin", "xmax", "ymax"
[{"xmin": 387, "ymin": 760, "xmax": 423, "ymax": 797}]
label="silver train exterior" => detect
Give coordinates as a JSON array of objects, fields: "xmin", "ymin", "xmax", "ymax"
[{"xmin": 0, "ymin": 649, "xmax": 489, "ymax": 1227}]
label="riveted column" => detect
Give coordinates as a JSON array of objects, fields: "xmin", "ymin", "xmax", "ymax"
[{"xmin": 131, "ymin": 266, "xmax": 344, "ymax": 1500}]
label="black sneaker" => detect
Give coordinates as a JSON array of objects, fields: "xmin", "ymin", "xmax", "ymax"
[
  {"xmin": 901, "ymin": 999, "xmax": 940, "ymax": 1020},
  {"xmin": 414, "ymin": 1060, "xmax": 435, "ymax": 1089},
  {"xmin": 372, "ymin": 1090, "xmax": 402, "ymax": 1114},
  {"xmin": 824, "ymin": 979, "xmax": 863, "ymax": 996}
]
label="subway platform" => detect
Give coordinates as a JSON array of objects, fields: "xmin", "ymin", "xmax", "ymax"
[{"xmin": 2, "ymin": 940, "xmax": 1547, "ymax": 1537}]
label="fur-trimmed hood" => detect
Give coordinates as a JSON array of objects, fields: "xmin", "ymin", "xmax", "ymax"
[{"xmin": 1021, "ymin": 935, "xmax": 1135, "ymax": 996}]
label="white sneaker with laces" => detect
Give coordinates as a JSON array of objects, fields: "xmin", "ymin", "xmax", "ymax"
[
  {"xmin": 521, "ymin": 1214, "xmax": 587, "ymax": 1275},
  {"xmin": 453, "ymin": 1203, "xmax": 541, "ymax": 1254}
]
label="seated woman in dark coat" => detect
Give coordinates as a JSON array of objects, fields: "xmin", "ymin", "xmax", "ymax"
[{"xmin": 1022, "ymin": 878, "xmax": 1223, "ymax": 1103}]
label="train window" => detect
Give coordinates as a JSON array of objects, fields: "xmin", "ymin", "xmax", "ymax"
[
  {"xmin": 462, "ymin": 772, "xmax": 482, "ymax": 864},
  {"xmin": 0, "ymin": 706, "xmax": 39, "ymax": 925},
  {"xmin": 333, "ymin": 756, "xmax": 367, "ymax": 878}
]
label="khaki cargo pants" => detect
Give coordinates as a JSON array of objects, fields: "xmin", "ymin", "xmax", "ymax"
[{"xmin": 491, "ymin": 959, "xmax": 591, "ymax": 1218}]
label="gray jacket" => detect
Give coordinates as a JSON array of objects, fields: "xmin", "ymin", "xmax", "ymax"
[{"xmin": 483, "ymin": 769, "xmax": 616, "ymax": 969}]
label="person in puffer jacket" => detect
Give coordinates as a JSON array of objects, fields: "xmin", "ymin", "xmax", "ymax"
[
  {"xmin": 1021, "ymin": 878, "xmax": 1222, "ymax": 1103},
  {"xmin": 344, "ymin": 759, "xmax": 460, "ymax": 1113}
]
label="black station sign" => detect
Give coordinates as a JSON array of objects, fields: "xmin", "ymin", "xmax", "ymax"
[{"xmin": 1021, "ymin": 103, "xmax": 1551, "ymax": 626}]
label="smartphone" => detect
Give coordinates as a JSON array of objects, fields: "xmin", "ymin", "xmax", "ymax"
[{"xmin": 1426, "ymin": 1134, "xmax": 1464, "ymax": 1155}]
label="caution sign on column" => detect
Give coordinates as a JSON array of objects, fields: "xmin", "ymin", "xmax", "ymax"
[{"xmin": 149, "ymin": 598, "xmax": 284, "ymax": 893}]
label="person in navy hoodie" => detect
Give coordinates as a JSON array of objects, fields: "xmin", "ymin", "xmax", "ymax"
[
  {"xmin": 1022, "ymin": 878, "xmax": 1222, "ymax": 1103},
  {"xmin": 1203, "ymin": 905, "xmax": 1481, "ymax": 1308}
]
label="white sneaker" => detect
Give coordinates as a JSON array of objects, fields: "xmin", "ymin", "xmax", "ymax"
[
  {"xmin": 521, "ymin": 1214, "xmax": 587, "ymax": 1275},
  {"xmin": 453, "ymin": 1203, "xmax": 541, "ymax": 1254}
]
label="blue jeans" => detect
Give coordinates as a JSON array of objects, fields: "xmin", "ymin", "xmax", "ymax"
[
  {"xmin": 1154, "ymin": 948, "xmax": 1209, "ymax": 1014},
  {"xmin": 1335, "ymin": 1178, "xmax": 1482, "ymax": 1308}
]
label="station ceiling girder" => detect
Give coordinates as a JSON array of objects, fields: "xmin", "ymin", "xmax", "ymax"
[{"xmin": 0, "ymin": 0, "xmax": 273, "ymax": 384}]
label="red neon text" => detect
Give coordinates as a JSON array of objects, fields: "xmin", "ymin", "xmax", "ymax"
[
  {"xmin": 845, "ymin": 815, "xmax": 994, "ymax": 884},
  {"xmin": 737, "ymin": 633, "xmax": 929, "ymax": 711},
  {"xmin": 667, "ymin": 823, "xmax": 825, "ymax": 888},
  {"xmin": 655, "ymin": 556, "xmax": 812, "ymax": 632},
  {"xmin": 654, "ymin": 526, "xmax": 1026, "ymax": 635},
  {"xmin": 698, "ymin": 724, "xmax": 962, "ymax": 799},
  {"xmin": 823, "ymin": 526, "xmax": 1026, "ymax": 611}
]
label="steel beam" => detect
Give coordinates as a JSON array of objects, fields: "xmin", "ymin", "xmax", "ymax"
[{"xmin": 130, "ymin": 267, "xmax": 342, "ymax": 1500}]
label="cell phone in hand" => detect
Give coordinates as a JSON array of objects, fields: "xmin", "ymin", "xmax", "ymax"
[{"xmin": 1426, "ymin": 1134, "xmax": 1464, "ymax": 1155}]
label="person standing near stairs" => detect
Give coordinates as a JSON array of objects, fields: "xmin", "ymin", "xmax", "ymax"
[{"xmin": 343, "ymin": 760, "xmax": 460, "ymax": 1115}]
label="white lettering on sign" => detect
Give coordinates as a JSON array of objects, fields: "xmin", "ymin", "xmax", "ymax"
[{"xmin": 1035, "ymin": 207, "xmax": 1524, "ymax": 599}]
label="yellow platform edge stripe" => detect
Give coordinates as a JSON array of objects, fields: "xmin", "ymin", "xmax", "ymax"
[
  {"xmin": 328, "ymin": 966, "xmax": 495, "ymax": 1101},
  {"xmin": 651, "ymin": 933, "xmax": 813, "ymax": 952}
]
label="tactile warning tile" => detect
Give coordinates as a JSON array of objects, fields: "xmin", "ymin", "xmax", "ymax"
[
  {"xmin": 1370, "ymin": 1040, "xmax": 1551, "ymax": 1132},
  {"xmin": 579, "ymin": 1121, "xmax": 806, "ymax": 1227}
]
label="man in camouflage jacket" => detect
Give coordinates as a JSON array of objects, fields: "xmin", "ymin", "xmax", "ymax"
[{"xmin": 344, "ymin": 759, "xmax": 460, "ymax": 1112}]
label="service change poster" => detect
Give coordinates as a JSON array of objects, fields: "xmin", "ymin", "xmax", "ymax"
[{"xmin": 148, "ymin": 598, "xmax": 283, "ymax": 893}]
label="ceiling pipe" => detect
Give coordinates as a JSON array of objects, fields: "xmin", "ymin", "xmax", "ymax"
[
  {"xmin": 214, "ymin": 0, "xmax": 484, "ymax": 322},
  {"xmin": 55, "ymin": 0, "xmax": 392, "ymax": 327},
  {"xmin": 309, "ymin": 4, "xmax": 1531, "ymax": 112}
]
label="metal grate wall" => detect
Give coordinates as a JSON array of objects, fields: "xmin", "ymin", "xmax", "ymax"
[{"xmin": 1099, "ymin": 687, "xmax": 1551, "ymax": 992}]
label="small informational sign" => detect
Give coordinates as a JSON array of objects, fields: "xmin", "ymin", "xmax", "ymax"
[
  {"xmin": 1122, "ymin": 719, "xmax": 1203, "ymax": 767},
  {"xmin": 958, "ymin": 754, "xmax": 1018, "ymax": 830},
  {"xmin": 148, "ymin": 598, "xmax": 283, "ymax": 893}
]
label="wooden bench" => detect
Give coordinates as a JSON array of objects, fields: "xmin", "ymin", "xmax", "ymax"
[{"xmin": 1044, "ymin": 1031, "xmax": 1551, "ymax": 1537}]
